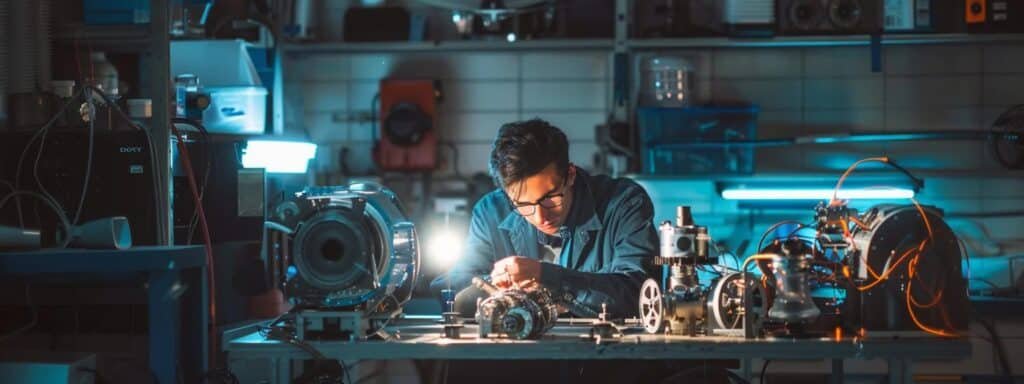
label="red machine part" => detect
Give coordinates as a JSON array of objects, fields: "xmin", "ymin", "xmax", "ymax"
[{"xmin": 374, "ymin": 79, "xmax": 439, "ymax": 171}]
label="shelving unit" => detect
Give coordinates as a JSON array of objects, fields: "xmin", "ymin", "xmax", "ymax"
[
  {"xmin": 55, "ymin": 23, "xmax": 152, "ymax": 52},
  {"xmin": 53, "ymin": 1, "xmax": 174, "ymax": 246},
  {"xmin": 282, "ymin": 38, "xmax": 614, "ymax": 55},
  {"xmin": 280, "ymin": 33, "xmax": 1024, "ymax": 55},
  {"xmin": 628, "ymin": 33, "xmax": 1024, "ymax": 48}
]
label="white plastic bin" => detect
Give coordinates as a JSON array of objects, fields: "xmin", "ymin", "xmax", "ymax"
[{"xmin": 204, "ymin": 86, "xmax": 267, "ymax": 135}]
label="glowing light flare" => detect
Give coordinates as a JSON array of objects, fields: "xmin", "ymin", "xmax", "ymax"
[{"xmin": 428, "ymin": 228, "xmax": 464, "ymax": 269}]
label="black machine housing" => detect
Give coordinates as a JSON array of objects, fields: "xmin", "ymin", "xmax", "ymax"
[
  {"xmin": 0, "ymin": 131, "xmax": 160, "ymax": 246},
  {"xmin": 844, "ymin": 204, "xmax": 969, "ymax": 334}
]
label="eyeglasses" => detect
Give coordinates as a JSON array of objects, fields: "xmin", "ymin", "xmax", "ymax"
[{"xmin": 508, "ymin": 175, "xmax": 569, "ymax": 217}]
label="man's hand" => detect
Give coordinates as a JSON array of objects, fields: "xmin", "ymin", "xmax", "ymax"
[{"xmin": 490, "ymin": 256, "xmax": 542, "ymax": 289}]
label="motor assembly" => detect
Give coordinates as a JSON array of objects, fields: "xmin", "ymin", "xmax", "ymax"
[
  {"xmin": 267, "ymin": 183, "xmax": 419, "ymax": 340},
  {"xmin": 639, "ymin": 206, "xmax": 713, "ymax": 336},
  {"xmin": 740, "ymin": 201, "xmax": 969, "ymax": 339},
  {"xmin": 638, "ymin": 195, "xmax": 967, "ymax": 340},
  {"xmin": 472, "ymin": 277, "xmax": 559, "ymax": 340},
  {"xmin": 844, "ymin": 204, "xmax": 969, "ymax": 335}
]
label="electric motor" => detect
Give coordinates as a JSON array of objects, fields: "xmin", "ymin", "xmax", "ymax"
[
  {"xmin": 473, "ymin": 278, "xmax": 559, "ymax": 340},
  {"xmin": 845, "ymin": 204, "xmax": 969, "ymax": 333},
  {"xmin": 270, "ymin": 183, "xmax": 419, "ymax": 313}
]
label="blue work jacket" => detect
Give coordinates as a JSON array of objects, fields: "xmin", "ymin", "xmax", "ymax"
[{"xmin": 430, "ymin": 169, "xmax": 659, "ymax": 318}]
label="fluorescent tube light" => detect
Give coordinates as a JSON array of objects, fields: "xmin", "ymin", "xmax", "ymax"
[
  {"xmin": 721, "ymin": 188, "xmax": 915, "ymax": 201},
  {"xmin": 242, "ymin": 140, "xmax": 317, "ymax": 174}
]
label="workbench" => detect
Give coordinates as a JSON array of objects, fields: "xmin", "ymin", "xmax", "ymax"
[
  {"xmin": 0, "ymin": 246, "xmax": 208, "ymax": 384},
  {"xmin": 223, "ymin": 315, "xmax": 971, "ymax": 384}
]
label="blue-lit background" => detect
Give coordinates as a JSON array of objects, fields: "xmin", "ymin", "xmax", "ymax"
[{"xmin": 284, "ymin": 42, "xmax": 1024, "ymax": 293}]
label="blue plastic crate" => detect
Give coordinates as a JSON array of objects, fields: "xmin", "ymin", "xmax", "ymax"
[{"xmin": 638, "ymin": 105, "xmax": 758, "ymax": 175}]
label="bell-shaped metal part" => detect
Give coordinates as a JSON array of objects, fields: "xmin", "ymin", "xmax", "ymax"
[
  {"xmin": 69, "ymin": 216, "xmax": 132, "ymax": 250},
  {"xmin": 767, "ymin": 254, "xmax": 821, "ymax": 323}
]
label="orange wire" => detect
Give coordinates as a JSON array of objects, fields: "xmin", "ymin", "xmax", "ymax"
[
  {"xmin": 907, "ymin": 258, "xmax": 945, "ymax": 309},
  {"xmin": 741, "ymin": 254, "xmax": 778, "ymax": 272},
  {"xmin": 862, "ymin": 252, "xmax": 882, "ymax": 280},
  {"xmin": 904, "ymin": 238, "xmax": 956, "ymax": 336},
  {"xmin": 909, "ymin": 197, "xmax": 934, "ymax": 239},
  {"xmin": 849, "ymin": 216, "xmax": 870, "ymax": 230},
  {"xmin": 910, "ymin": 287, "xmax": 944, "ymax": 309},
  {"xmin": 906, "ymin": 274, "xmax": 958, "ymax": 337},
  {"xmin": 856, "ymin": 245, "xmax": 919, "ymax": 291},
  {"xmin": 831, "ymin": 157, "xmax": 889, "ymax": 203}
]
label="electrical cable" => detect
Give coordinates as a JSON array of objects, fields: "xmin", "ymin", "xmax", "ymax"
[
  {"xmin": 659, "ymin": 365, "xmax": 751, "ymax": 384},
  {"xmin": 708, "ymin": 233, "xmax": 741, "ymax": 271},
  {"xmin": 31, "ymin": 126, "xmax": 61, "ymax": 213},
  {"xmin": 0, "ymin": 190, "xmax": 72, "ymax": 248},
  {"xmin": 756, "ymin": 220, "xmax": 806, "ymax": 254},
  {"xmin": 171, "ymin": 118, "xmax": 211, "ymax": 245},
  {"xmin": 740, "ymin": 253, "xmax": 778, "ymax": 328},
  {"xmin": 262, "ymin": 319, "xmax": 351, "ymax": 384},
  {"xmin": 72, "ymin": 88, "xmax": 97, "ymax": 225},
  {"xmin": 170, "ymin": 122, "xmax": 218, "ymax": 368},
  {"xmin": 0, "ymin": 179, "xmax": 14, "ymax": 194},
  {"xmin": 760, "ymin": 360, "xmax": 770, "ymax": 384},
  {"xmin": 973, "ymin": 308, "xmax": 1013, "ymax": 381},
  {"xmin": 829, "ymin": 157, "xmax": 923, "ymax": 205},
  {"xmin": 969, "ymin": 278, "xmax": 1002, "ymax": 292},
  {"xmin": 13, "ymin": 87, "xmax": 85, "ymax": 227}
]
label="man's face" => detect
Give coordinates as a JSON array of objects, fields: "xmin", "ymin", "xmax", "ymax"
[{"xmin": 504, "ymin": 163, "xmax": 575, "ymax": 236}]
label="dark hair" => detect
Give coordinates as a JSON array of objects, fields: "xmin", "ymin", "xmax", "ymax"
[{"xmin": 489, "ymin": 119, "xmax": 569, "ymax": 188}]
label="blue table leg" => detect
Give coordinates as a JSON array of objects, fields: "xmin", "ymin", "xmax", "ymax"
[
  {"xmin": 149, "ymin": 269, "xmax": 180, "ymax": 384},
  {"xmin": 272, "ymin": 357, "xmax": 292, "ymax": 384},
  {"xmin": 181, "ymin": 266, "xmax": 209, "ymax": 381},
  {"xmin": 830, "ymin": 359, "xmax": 843, "ymax": 384}
]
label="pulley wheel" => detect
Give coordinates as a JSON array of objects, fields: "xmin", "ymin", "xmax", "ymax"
[{"xmin": 639, "ymin": 278, "xmax": 665, "ymax": 334}]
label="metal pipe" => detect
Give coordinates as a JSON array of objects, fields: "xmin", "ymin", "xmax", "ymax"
[{"xmin": 471, "ymin": 276, "xmax": 499, "ymax": 295}]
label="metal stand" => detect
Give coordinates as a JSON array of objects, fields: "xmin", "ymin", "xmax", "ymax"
[
  {"xmin": 295, "ymin": 309, "xmax": 401, "ymax": 341},
  {"xmin": 887, "ymin": 358, "xmax": 912, "ymax": 384}
]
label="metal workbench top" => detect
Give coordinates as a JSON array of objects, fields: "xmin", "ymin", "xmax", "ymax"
[{"xmin": 224, "ymin": 316, "xmax": 971, "ymax": 361}]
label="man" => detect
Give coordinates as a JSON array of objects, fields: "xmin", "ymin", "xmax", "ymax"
[{"xmin": 431, "ymin": 118, "xmax": 658, "ymax": 319}]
